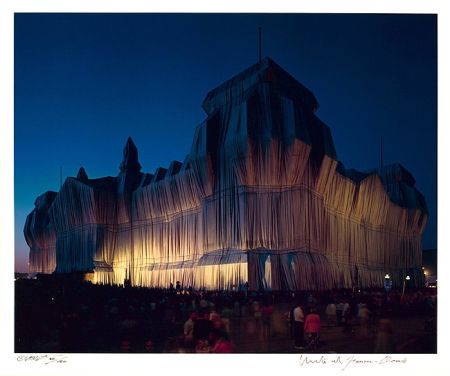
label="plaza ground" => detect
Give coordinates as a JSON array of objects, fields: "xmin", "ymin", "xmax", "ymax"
[
  {"xmin": 15, "ymin": 278, "xmax": 437, "ymax": 354},
  {"xmin": 228, "ymin": 304, "xmax": 436, "ymax": 353}
]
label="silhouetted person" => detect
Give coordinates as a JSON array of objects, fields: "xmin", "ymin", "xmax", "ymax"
[{"xmin": 193, "ymin": 313, "xmax": 213, "ymax": 341}]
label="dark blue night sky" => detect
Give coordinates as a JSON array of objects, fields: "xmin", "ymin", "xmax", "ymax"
[{"xmin": 14, "ymin": 13, "xmax": 437, "ymax": 272}]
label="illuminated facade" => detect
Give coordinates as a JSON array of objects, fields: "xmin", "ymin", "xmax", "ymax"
[{"xmin": 24, "ymin": 58, "xmax": 427, "ymax": 290}]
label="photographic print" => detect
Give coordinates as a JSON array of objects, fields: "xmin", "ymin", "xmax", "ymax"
[{"xmin": 7, "ymin": 8, "xmax": 440, "ymax": 373}]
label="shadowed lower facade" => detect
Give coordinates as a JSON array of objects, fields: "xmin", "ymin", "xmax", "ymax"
[{"xmin": 24, "ymin": 58, "xmax": 427, "ymax": 290}]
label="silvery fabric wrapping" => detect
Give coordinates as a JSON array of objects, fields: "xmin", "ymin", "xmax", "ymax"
[{"xmin": 24, "ymin": 58, "xmax": 427, "ymax": 290}]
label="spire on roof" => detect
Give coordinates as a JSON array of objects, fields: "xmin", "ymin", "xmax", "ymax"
[
  {"xmin": 119, "ymin": 137, "xmax": 141, "ymax": 173},
  {"xmin": 77, "ymin": 166, "xmax": 89, "ymax": 182}
]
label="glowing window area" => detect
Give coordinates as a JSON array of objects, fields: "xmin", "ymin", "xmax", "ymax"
[{"xmin": 90, "ymin": 261, "xmax": 248, "ymax": 290}]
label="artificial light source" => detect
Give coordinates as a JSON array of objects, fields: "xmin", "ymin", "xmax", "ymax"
[
  {"xmin": 402, "ymin": 275, "xmax": 410, "ymax": 297},
  {"xmin": 384, "ymin": 273, "xmax": 392, "ymax": 293}
]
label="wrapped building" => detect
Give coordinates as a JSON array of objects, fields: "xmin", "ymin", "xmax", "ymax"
[{"xmin": 24, "ymin": 57, "xmax": 428, "ymax": 290}]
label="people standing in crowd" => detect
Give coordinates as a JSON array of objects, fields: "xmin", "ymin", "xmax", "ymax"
[
  {"xmin": 199, "ymin": 296, "xmax": 209, "ymax": 314},
  {"xmin": 15, "ymin": 278, "xmax": 438, "ymax": 354},
  {"xmin": 233, "ymin": 298, "xmax": 241, "ymax": 317},
  {"xmin": 210, "ymin": 307, "xmax": 222, "ymax": 330},
  {"xmin": 304, "ymin": 307, "xmax": 321, "ymax": 350},
  {"xmin": 292, "ymin": 301, "xmax": 305, "ymax": 350},
  {"xmin": 209, "ymin": 306, "xmax": 220, "ymax": 322},
  {"xmin": 252, "ymin": 299, "xmax": 263, "ymax": 339},
  {"xmin": 143, "ymin": 339, "xmax": 154, "ymax": 352},
  {"xmin": 374, "ymin": 318, "xmax": 395, "ymax": 353},
  {"xmin": 325, "ymin": 301, "xmax": 337, "ymax": 327},
  {"xmin": 192, "ymin": 313, "xmax": 213, "ymax": 342},
  {"xmin": 286, "ymin": 307, "xmax": 294, "ymax": 339},
  {"xmin": 183, "ymin": 312, "xmax": 196, "ymax": 344},
  {"xmin": 358, "ymin": 304, "xmax": 370, "ymax": 338},
  {"xmin": 341, "ymin": 300, "xmax": 353, "ymax": 334},
  {"xmin": 220, "ymin": 305, "xmax": 233, "ymax": 334},
  {"xmin": 261, "ymin": 300, "xmax": 274, "ymax": 340},
  {"xmin": 336, "ymin": 300, "xmax": 344, "ymax": 325},
  {"xmin": 209, "ymin": 329, "xmax": 235, "ymax": 353}
]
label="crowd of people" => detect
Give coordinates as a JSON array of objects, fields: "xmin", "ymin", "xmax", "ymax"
[
  {"xmin": 16, "ymin": 277, "xmax": 247, "ymax": 353},
  {"xmin": 15, "ymin": 276, "xmax": 437, "ymax": 353}
]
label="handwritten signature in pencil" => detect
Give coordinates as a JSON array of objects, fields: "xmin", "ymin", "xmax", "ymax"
[{"xmin": 17, "ymin": 354, "xmax": 68, "ymax": 365}]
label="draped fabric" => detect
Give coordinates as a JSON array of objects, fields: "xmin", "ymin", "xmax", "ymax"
[
  {"xmin": 24, "ymin": 191, "xmax": 57, "ymax": 274},
  {"xmin": 24, "ymin": 57, "xmax": 427, "ymax": 290}
]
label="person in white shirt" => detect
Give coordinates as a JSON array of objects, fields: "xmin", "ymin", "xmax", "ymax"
[{"xmin": 292, "ymin": 302, "xmax": 305, "ymax": 349}]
